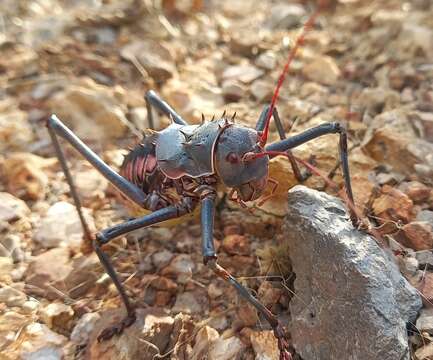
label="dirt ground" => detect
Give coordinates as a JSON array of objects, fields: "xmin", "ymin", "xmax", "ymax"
[{"xmin": 0, "ymin": 0, "xmax": 432, "ymax": 359}]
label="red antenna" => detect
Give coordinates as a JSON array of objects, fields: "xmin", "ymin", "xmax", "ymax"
[{"xmin": 259, "ymin": 9, "xmax": 320, "ymax": 147}]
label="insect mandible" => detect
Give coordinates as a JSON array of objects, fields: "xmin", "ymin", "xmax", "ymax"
[{"xmin": 47, "ymin": 7, "xmax": 357, "ymax": 360}]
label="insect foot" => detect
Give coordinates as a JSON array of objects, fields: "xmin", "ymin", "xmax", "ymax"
[
  {"xmin": 273, "ymin": 323, "xmax": 292, "ymax": 360},
  {"xmin": 97, "ymin": 312, "xmax": 137, "ymax": 342}
]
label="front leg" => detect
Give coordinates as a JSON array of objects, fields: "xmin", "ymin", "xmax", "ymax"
[
  {"xmin": 200, "ymin": 194, "xmax": 292, "ymax": 360},
  {"xmin": 266, "ymin": 122, "xmax": 356, "ymax": 225},
  {"xmin": 94, "ymin": 205, "xmax": 188, "ymax": 341}
]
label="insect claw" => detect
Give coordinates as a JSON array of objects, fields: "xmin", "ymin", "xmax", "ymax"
[
  {"xmin": 222, "ymin": 110, "xmax": 226, "ymax": 118},
  {"xmin": 231, "ymin": 112, "xmax": 236, "ymax": 122},
  {"xmin": 211, "ymin": 115, "xmax": 215, "ymax": 121},
  {"xmin": 201, "ymin": 113, "xmax": 205, "ymax": 124}
]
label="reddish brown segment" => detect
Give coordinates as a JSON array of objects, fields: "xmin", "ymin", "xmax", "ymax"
[{"xmin": 120, "ymin": 139, "xmax": 160, "ymax": 195}]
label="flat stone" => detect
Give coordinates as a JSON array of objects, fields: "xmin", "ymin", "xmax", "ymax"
[
  {"xmin": 87, "ymin": 308, "xmax": 174, "ymax": 360},
  {"xmin": 372, "ymin": 185, "xmax": 414, "ymax": 224},
  {"xmin": 0, "ymin": 256, "xmax": 13, "ymax": 282},
  {"xmin": 172, "ymin": 292, "xmax": 202, "ymax": 314},
  {"xmin": 25, "ymin": 247, "xmax": 73, "ymax": 300},
  {"xmin": 250, "ymin": 79, "xmax": 273, "ymax": 103},
  {"xmin": 190, "ymin": 326, "xmax": 219, "ymax": 360},
  {"xmin": 250, "ymin": 330, "xmax": 279, "ymax": 360},
  {"xmin": 399, "ymin": 181, "xmax": 431, "ymax": 203},
  {"xmin": 0, "ymin": 284, "xmax": 27, "ymax": 307},
  {"xmin": 19, "ymin": 323, "xmax": 67, "ymax": 360},
  {"xmin": 302, "ymin": 56, "xmax": 341, "ymax": 86},
  {"xmin": 403, "ymin": 222, "xmax": 433, "ymax": 251},
  {"xmin": 222, "ymin": 80, "xmax": 245, "ymax": 102},
  {"xmin": 0, "ymin": 106, "xmax": 34, "ymax": 153},
  {"xmin": 33, "ymin": 201, "xmax": 93, "ymax": 249},
  {"xmin": 39, "ymin": 302, "xmax": 74, "ymax": 333},
  {"xmin": 48, "ymin": 80, "xmax": 130, "ymax": 141},
  {"xmin": 121, "ymin": 40, "xmax": 176, "ymax": 83},
  {"xmin": 161, "ymin": 254, "xmax": 195, "ymax": 283},
  {"xmin": 151, "ymin": 249, "xmax": 174, "ymax": 269},
  {"xmin": 209, "ymin": 336, "xmax": 245, "ymax": 360},
  {"xmin": 362, "ymin": 110, "xmax": 433, "ymax": 175},
  {"xmin": 286, "ymin": 186, "xmax": 421, "ymax": 360},
  {"xmin": 0, "ymin": 234, "xmax": 24, "ymax": 263},
  {"xmin": 3, "ymin": 153, "xmax": 56, "ymax": 201},
  {"xmin": 0, "ymin": 192, "xmax": 30, "ymax": 223},
  {"xmin": 255, "ymin": 51, "xmax": 277, "ymax": 70},
  {"xmin": 222, "ymin": 64, "xmax": 264, "ymax": 84}
]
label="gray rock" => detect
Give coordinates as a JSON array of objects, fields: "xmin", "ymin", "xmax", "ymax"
[
  {"xmin": 285, "ymin": 185, "xmax": 421, "ymax": 360},
  {"xmin": 151, "ymin": 249, "xmax": 174, "ymax": 269},
  {"xmin": 70, "ymin": 312, "xmax": 101, "ymax": 345},
  {"xmin": 161, "ymin": 254, "xmax": 195, "ymax": 284},
  {"xmin": 417, "ymin": 210, "xmax": 433, "ymax": 225},
  {"xmin": 415, "ymin": 250, "xmax": 433, "ymax": 267}
]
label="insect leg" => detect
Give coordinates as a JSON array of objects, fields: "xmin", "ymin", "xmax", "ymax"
[
  {"xmin": 145, "ymin": 90, "xmax": 187, "ymax": 128},
  {"xmin": 46, "ymin": 118, "xmax": 93, "ymax": 243},
  {"xmin": 47, "ymin": 115, "xmax": 146, "ymax": 208},
  {"xmin": 200, "ymin": 195, "xmax": 292, "ymax": 360},
  {"xmin": 266, "ymin": 122, "xmax": 356, "ymax": 224},
  {"xmin": 256, "ymin": 105, "xmax": 306, "ymax": 182},
  {"xmin": 94, "ymin": 205, "xmax": 186, "ymax": 341}
]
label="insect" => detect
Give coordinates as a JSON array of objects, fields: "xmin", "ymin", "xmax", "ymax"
[{"xmin": 46, "ymin": 7, "xmax": 357, "ymax": 360}]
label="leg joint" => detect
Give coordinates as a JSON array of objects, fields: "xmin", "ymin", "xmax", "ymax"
[
  {"xmin": 46, "ymin": 114, "xmax": 59, "ymax": 130},
  {"xmin": 145, "ymin": 89, "xmax": 156, "ymax": 101},
  {"xmin": 203, "ymin": 255, "xmax": 217, "ymax": 266},
  {"xmin": 331, "ymin": 121, "xmax": 346, "ymax": 135},
  {"xmin": 94, "ymin": 232, "xmax": 109, "ymax": 246}
]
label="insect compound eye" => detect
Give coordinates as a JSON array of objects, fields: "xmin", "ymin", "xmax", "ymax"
[{"xmin": 226, "ymin": 152, "xmax": 239, "ymax": 164}]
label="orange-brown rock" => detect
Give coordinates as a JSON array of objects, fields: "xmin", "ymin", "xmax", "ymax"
[
  {"xmin": 402, "ymin": 221, "xmax": 433, "ymax": 251},
  {"xmin": 372, "ymin": 185, "xmax": 414, "ymax": 224}
]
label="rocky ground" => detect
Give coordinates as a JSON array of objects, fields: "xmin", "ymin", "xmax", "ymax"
[{"xmin": 0, "ymin": 0, "xmax": 432, "ymax": 359}]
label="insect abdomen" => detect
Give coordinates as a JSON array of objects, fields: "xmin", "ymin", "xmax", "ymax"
[{"xmin": 120, "ymin": 139, "xmax": 162, "ymax": 195}]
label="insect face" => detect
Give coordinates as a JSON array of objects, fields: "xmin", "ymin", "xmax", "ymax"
[{"xmin": 214, "ymin": 125, "xmax": 269, "ymax": 201}]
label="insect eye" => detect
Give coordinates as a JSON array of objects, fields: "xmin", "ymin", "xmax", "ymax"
[{"xmin": 226, "ymin": 152, "xmax": 239, "ymax": 164}]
